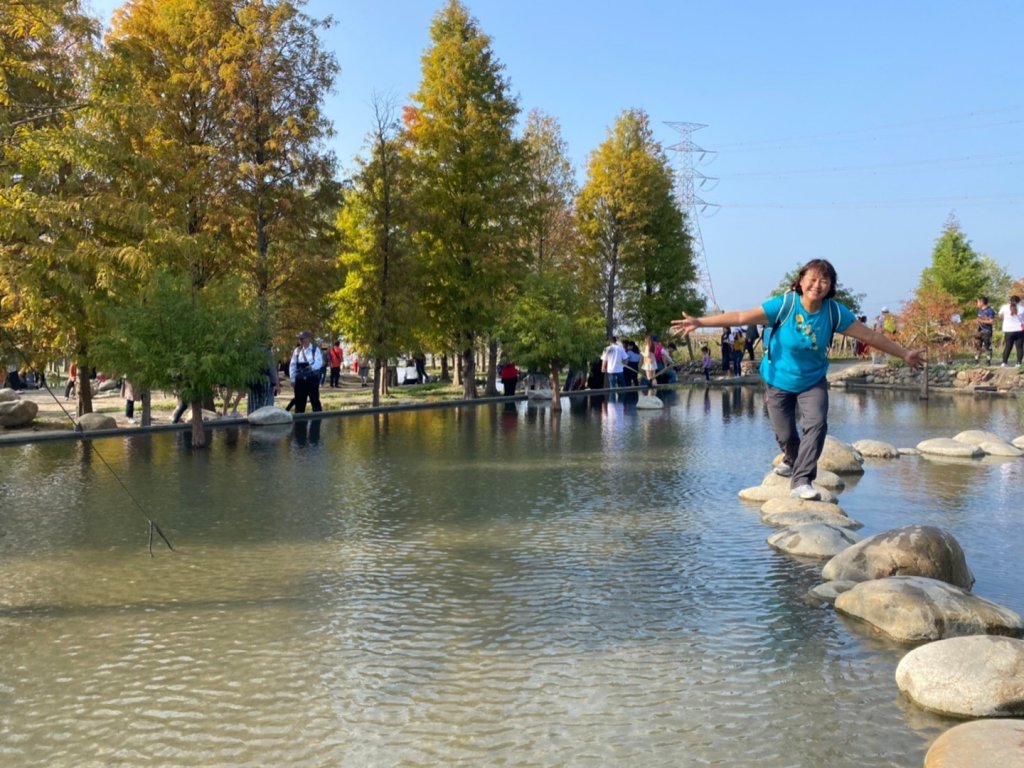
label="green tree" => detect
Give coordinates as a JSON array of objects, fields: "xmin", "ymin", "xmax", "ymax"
[
  {"xmin": 213, "ymin": 0, "xmax": 340, "ymax": 334},
  {"xmin": 334, "ymin": 99, "xmax": 420, "ymax": 406},
  {"xmin": 94, "ymin": 270, "xmax": 267, "ymax": 447},
  {"xmin": 406, "ymin": 0, "xmax": 527, "ymax": 399},
  {"xmin": 521, "ymin": 109, "xmax": 578, "ymax": 272},
  {"xmin": 503, "ymin": 268, "xmax": 604, "ymax": 411},
  {"xmin": 576, "ymin": 108, "xmax": 700, "ymax": 338},
  {"xmin": 920, "ymin": 213, "xmax": 985, "ymax": 318},
  {"xmin": 774, "ymin": 265, "xmax": 865, "ymax": 314},
  {"xmin": 977, "ymin": 254, "xmax": 1013, "ymax": 306},
  {"xmin": 0, "ymin": 0, "xmax": 144, "ymax": 416}
]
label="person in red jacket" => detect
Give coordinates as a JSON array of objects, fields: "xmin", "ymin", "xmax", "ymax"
[{"xmin": 328, "ymin": 340, "xmax": 344, "ymax": 388}]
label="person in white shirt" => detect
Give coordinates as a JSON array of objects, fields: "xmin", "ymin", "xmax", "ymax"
[
  {"xmin": 997, "ymin": 295, "xmax": 1024, "ymax": 367},
  {"xmin": 600, "ymin": 336, "xmax": 628, "ymax": 388},
  {"xmin": 289, "ymin": 330, "xmax": 324, "ymax": 412}
]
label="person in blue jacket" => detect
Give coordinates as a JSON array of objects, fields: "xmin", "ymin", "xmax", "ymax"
[{"xmin": 671, "ymin": 259, "xmax": 923, "ymax": 500}]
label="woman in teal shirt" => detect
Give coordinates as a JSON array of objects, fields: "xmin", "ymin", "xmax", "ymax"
[{"xmin": 671, "ymin": 259, "xmax": 923, "ymax": 500}]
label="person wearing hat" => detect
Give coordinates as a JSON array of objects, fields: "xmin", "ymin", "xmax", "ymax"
[{"xmin": 289, "ymin": 331, "xmax": 323, "ymax": 413}]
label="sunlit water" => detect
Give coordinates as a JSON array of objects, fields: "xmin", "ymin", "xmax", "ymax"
[{"xmin": 1, "ymin": 387, "xmax": 1021, "ymax": 767}]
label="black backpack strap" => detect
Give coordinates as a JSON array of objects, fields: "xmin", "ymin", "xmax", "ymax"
[{"xmin": 766, "ymin": 292, "xmax": 796, "ymax": 363}]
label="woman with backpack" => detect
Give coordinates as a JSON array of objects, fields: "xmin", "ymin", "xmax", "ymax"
[{"xmin": 670, "ymin": 258, "xmax": 923, "ymax": 501}]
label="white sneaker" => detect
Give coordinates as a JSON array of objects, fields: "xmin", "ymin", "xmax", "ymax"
[
  {"xmin": 773, "ymin": 461, "xmax": 793, "ymax": 477},
  {"xmin": 790, "ymin": 484, "xmax": 820, "ymax": 500}
]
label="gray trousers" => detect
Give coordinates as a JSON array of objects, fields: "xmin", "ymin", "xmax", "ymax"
[{"xmin": 765, "ymin": 378, "xmax": 829, "ymax": 488}]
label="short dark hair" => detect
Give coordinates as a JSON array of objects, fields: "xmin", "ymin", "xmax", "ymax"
[
  {"xmin": 979, "ymin": 296, "xmax": 988, "ymax": 304},
  {"xmin": 789, "ymin": 259, "xmax": 838, "ymax": 299}
]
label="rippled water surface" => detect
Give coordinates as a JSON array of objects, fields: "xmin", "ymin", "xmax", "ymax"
[{"xmin": 1, "ymin": 388, "xmax": 1022, "ymax": 767}]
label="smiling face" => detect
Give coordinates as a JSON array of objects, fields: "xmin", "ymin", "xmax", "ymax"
[{"xmin": 799, "ymin": 269, "xmax": 832, "ymax": 303}]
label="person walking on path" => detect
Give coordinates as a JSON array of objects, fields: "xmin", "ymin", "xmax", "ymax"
[
  {"xmin": 671, "ymin": 258, "xmax": 922, "ymax": 501},
  {"xmin": 328, "ymin": 341, "xmax": 344, "ymax": 388},
  {"xmin": 601, "ymin": 336, "xmax": 627, "ymax": 388},
  {"xmin": 289, "ymin": 331, "xmax": 323, "ymax": 413},
  {"xmin": 997, "ymin": 295, "xmax": 1024, "ymax": 367},
  {"xmin": 974, "ymin": 296, "xmax": 996, "ymax": 366}
]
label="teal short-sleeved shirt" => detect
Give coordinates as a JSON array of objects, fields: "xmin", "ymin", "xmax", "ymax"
[{"xmin": 759, "ymin": 292, "xmax": 856, "ymax": 393}]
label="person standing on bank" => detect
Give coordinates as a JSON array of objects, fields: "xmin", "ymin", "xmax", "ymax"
[
  {"xmin": 328, "ymin": 340, "xmax": 344, "ymax": 388},
  {"xmin": 671, "ymin": 258, "xmax": 923, "ymax": 500},
  {"xmin": 997, "ymin": 295, "xmax": 1024, "ymax": 367},
  {"xmin": 289, "ymin": 331, "xmax": 323, "ymax": 413}
]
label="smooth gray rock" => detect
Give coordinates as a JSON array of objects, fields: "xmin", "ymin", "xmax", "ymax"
[
  {"xmin": 738, "ymin": 484, "xmax": 837, "ymax": 503},
  {"xmin": 764, "ymin": 467, "xmax": 845, "ymax": 490},
  {"xmin": 917, "ymin": 438, "xmax": 983, "ymax": 458},
  {"xmin": 76, "ymin": 412, "xmax": 117, "ymax": 431},
  {"xmin": 767, "ymin": 523, "xmax": 861, "ymax": 559},
  {"xmin": 924, "ymin": 719, "xmax": 1024, "ymax": 768},
  {"xmin": 952, "ymin": 429, "xmax": 1006, "ymax": 446},
  {"xmin": 817, "ymin": 436, "xmax": 865, "ymax": 474},
  {"xmin": 835, "ymin": 575, "xmax": 1023, "ymax": 643},
  {"xmin": 0, "ymin": 388, "xmax": 19, "ymax": 403},
  {"xmin": 821, "ymin": 525, "xmax": 974, "ymax": 589},
  {"xmin": 761, "ymin": 509, "xmax": 863, "ymax": 530},
  {"xmin": 896, "ymin": 635, "xmax": 1024, "ymax": 717},
  {"xmin": 808, "ymin": 580, "xmax": 858, "ymax": 605},
  {"xmin": 851, "ymin": 438, "xmax": 900, "ymax": 458},
  {"xmin": 247, "ymin": 406, "xmax": 293, "ymax": 425},
  {"xmin": 977, "ymin": 440, "xmax": 1023, "ymax": 457},
  {"xmin": 0, "ymin": 398, "xmax": 38, "ymax": 427}
]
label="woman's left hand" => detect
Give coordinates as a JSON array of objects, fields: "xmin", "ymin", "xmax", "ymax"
[{"xmin": 904, "ymin": 349, "xmax": 925, "ymax": 369}]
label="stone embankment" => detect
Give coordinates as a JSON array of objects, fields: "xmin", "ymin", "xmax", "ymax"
[{"xmin": 739, "ymin": 435, "xmax": 1024, "ymax": 767}]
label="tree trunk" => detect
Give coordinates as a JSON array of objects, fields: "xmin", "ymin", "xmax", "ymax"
[
  {"xmin": 76, "ymin": 363, "xmax": 93, "ymax": 418},
  {"xmin": 372, "ymin": 360, "xmax": 382, "ymax": 407},
  {"xmin": 462, "ymin": 337, "xmax": 476, "ymax": 399},
  {"xmin": 484, "ymin": 338, "xmax": 499, "ymax": 396},
  {"xmin": 440, "ymin": 353, "xmax": 450, "ymax": 382},
  {"xmin": 190, "ymin": 400, "xmax": 206, "ymax": 448},
  {"xmin": 141, "ymin": 390, "xmax": 151, "ymax": 427},
  {"xmin": 548, "ymin": 363, "xmax": 562, "ymax": 412}
]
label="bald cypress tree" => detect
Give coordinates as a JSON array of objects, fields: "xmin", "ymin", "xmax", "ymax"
[{"xmin": 406, "ymin": 0, "xmax": 527, "ymax": 398}]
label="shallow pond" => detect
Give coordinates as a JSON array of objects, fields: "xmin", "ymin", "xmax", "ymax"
[{"xmin": 1, "ymin": 387, "xmax": 1021, "ymax": 767}]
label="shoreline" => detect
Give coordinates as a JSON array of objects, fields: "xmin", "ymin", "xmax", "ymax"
[{"xmin": 3, "ymin": 360, "xmax": 1021, "ymax": 447}]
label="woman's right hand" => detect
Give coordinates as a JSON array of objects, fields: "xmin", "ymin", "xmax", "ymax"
[{"xmin": 670, "ymin": 314, "xmax": 702, "ymax": 337}]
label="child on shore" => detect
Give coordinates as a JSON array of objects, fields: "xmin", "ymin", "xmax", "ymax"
[{"xmin": 701, "ymin": 345, "xmax": 712, "ymax": 381}]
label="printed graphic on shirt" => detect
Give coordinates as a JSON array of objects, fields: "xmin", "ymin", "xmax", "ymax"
[{"xmin": 793, "ymin": 313, "xmax": 822, "ymax": 352}]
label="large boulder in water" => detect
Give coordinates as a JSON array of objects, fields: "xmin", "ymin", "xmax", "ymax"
[
  {"xmin": 766, "ymin": 523, "xmax": 861, "ymax": 560},
  {"xmin": 763, "ymin": 468, "xmax": 845, "ymax": 490},
  {"xmin": 248, "ymin": 406, "xmax": 293, "ymax": 425},
  {"xmin": 76, "ymin": 412, "xmax": 117, "ymax": 431},
  {"xmin": 952, "ymin": 429, "xmax": 1006, "ymax": 446},
  {"xmin": 896, "ymin": 636, "xmax": 1024, "ymax": 717},
  {"xmin": 924, "ymin": 719, "xmax": 1024, "ymax": 768},
  {"xmin": 851, "ymin": 438, "xmax": 900, "ymax": 458},
  {"xmin": 821, "ymin": 525, "xmax": 974, "ymax": 589},
  {"xmin": 738, "ymin": 484, "xmax": 837, "ymax": 504},
  {"xmin": 834, "ymin": 575, "xmax": 1023, "ymax": 643},
  {"xmin": 817, "ymin": 436, "xmax": 864, "ymax": 474},
  {"xmin": 0, "ymin": 398, "xmax": 38, "ymax": 427},
  {"xmin": 917, "ymin": 438, "xmax": 983, "ymax": 458}
]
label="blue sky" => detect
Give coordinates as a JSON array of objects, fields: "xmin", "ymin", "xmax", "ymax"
[{"xmin": 89, "ymin": 0, "xmax": 1023, "ymax": 316}]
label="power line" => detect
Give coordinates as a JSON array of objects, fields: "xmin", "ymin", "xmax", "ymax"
[
  {"xmin": 716, "ymin": 151, "xmax": 1024, "ymax": 180},
  {"xmin": 715, "ymin": 106, "xmax": 1024, "ymax": 150},
  {"xmin": 718, "ymin": 194, "xmax": 1024, "ymax": 210}
]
